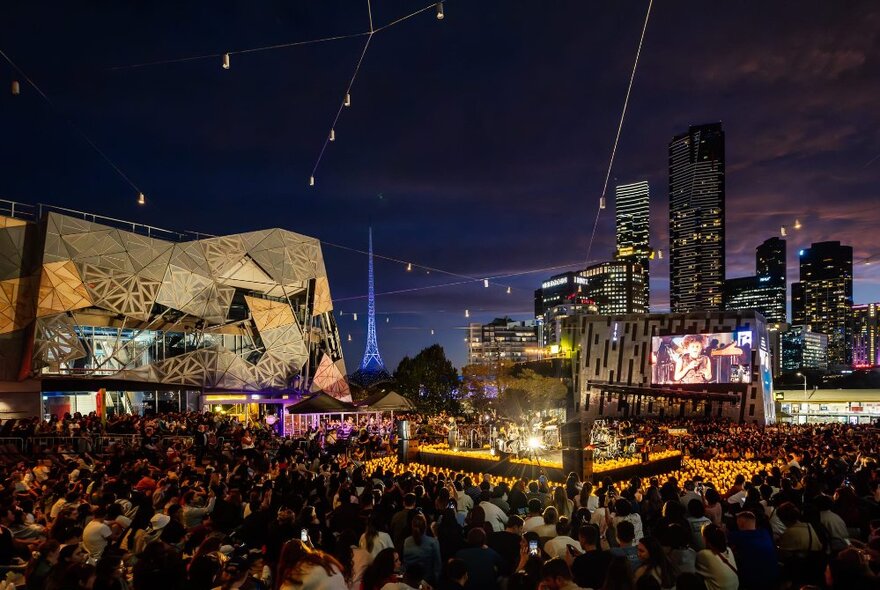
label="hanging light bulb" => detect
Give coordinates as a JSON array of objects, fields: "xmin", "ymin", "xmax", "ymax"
[
  {"xmin": 780, "ymin": 226, "xmax": 787, "ymax": 237},
  {"xmin": 344, "ymin": 93, "xmax": 351, "ymax": 107},
  {"xmin": 506, "ymin": 286, "xmax": 511, "ymax": 294},
  {"xmin": 465, "ymin": 309, "xmax": 470, "ymax": 318},
  {"xmin": 794, "ymin": 219, "xmax": 802, "ymax": 230},
  {"xmin": 483, "ymin": 279, "xmax": 489, "ymax": 288},
  {"xmin": 385, "ymin": 316, "xmax": 389, "ymax": 323},
  {"xmin": 436, "ymin": 2, "xmax": 445, "ymax": 20},
  {"xmin": 347, "ymin": 334, "xmax": 352, "ymax": 342},
  {"xmin": 309, "ymin": 176, "xmax": 315, "ymax": 187},
  {"xmin": 329, "ymin": 128, "xmax": 336, "ymax": 142},
  {"xmin": 431, "ymin": 329, "xmax": 435, "ymax": 335},
  {"xmin": 222, "ymin": 53, "xmax": 230, "ymax": 70},
  {"xmin": 406, "ymin": 263, "xmax": 412, "ymax": 271},
  {"xmin": 11, "ymin": 81, "xmax": 20, "ymax": 96},
  {"xmin": 599, "ymin": 196, "xmax": 606, "ymax": 210},
  {"xmin": 353, "ymin": 313, "xmax": 358, "ymax": 321},
  {"xmin": 137, "ymin": 192, "xmax": 145, "ymax": 205}
]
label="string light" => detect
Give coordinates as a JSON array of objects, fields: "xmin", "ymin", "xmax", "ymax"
[
  {"xmin": 436, "ymin": 2, "xmax": 445, "ymax": 20},
  {"xmin": 137, "ymin": 192, "xmax": 146, "ymax": 205},
  {"xmin": 506, "ymin": 286, "xmax": 511, "ymax": 294},
  {"xmin": 599, "ymin": 196, "xmax": 606, "ymax": 210},
  {"xmin": 353, "ymin": 313, "xmax": 358, "ymax": 321},
  {"xmin": 344, "ymin": 93, "xmax": 351, "ymax": 107},
  {"xmin": 780, "ymin": 226, "xmax": 787, "ymax": 237},
  {"xmin": 347, "ymin": 334, "xmax": 352, "ymax": 342},
  {"xmin": 430, "ymin": 329, "xmax": 435, "ymax": 335},
  {"xmin": 11, "ymin": 80, "xmax": 20, "ymax": 96},
  {"xmin": 407, "ymin": 263, "xmax": 412, "ymax": 271},
  {"xmin": 465, "ymin": 309, "xmax": 470, "ymax": 318},
  {"xmin": 222, "ymin": 53, "xmax": 230, "ymax": 70},
  {"xmin": 385, "ymin": 316, "xmax": 390, "ymax": 323},
  {"xmin": 309, "ymin": 176, "xmax": 315, "ymax": 187},
  {"xmin": 483, "ymin": 279, "xmax": 489, "ymax": 288},
  {"xmin": 329, "ymin": 129, "xmax": 336, "ymax": 142},
  {"xmin": 794, "ymin": 219, "xmax": 802, "ymax": 230}
]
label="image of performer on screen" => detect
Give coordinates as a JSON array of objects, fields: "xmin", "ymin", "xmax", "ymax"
[{"xmin": 673, "ymin": 334, "xmax": 713, "ymax": 383}]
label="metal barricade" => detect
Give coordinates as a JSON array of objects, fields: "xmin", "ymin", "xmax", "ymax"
[
  {"xmin": 93, "ymin": 434, "xmax": 141, "ymax": 449},
  {"xmin": 0, "ymin": 438, "xmax": 25, "ymax": 453},
  {"xmin": 28, "ymin": 436, "xmax": 81, "ymax": 453},
  {"xmin": 161, "ymin": 435, "xmax": 194, "ymax": 448}
]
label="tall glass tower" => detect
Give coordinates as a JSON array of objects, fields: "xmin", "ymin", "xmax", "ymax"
[
  {"xmin": 669, "ymin": 123, "xmax": 725, "ymax": 312},
  {"xmin": 615, "ymin": 180, "xmax": 651, "ymax": 310}
]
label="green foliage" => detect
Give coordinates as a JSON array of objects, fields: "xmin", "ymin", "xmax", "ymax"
[
  {"xmin": 499, "ymin": 368, "xmax": 567, "ymax": 412},
  {"xmin": 394, "ymin": 344, "xmax": 460, "ymax": 414}
]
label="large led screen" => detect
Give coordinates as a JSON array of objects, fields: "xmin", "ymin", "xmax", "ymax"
[{"xmin": 651, "ymin": 332, "xmax": 752, "ymax": 385}]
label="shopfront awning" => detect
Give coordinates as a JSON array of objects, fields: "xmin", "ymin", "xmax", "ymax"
[
  {"xmin": 356, "ymin": 390, "xmax": 415, "ymax": 412},
  {"xmin": 284, "ymin": 392, "xmax": 356, "ymax": 414}
]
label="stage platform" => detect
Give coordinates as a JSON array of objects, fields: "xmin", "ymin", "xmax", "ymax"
[{"xmin": 415, "ymin": 444, "xmax": 682, "ymax": 483}]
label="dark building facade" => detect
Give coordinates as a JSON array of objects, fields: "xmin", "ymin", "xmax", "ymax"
[
  {"xmin": 781, "ymin": 326, "xmax": 828, "ymax": 372},
  {"xmin": 467, "ymin": 317, "xmax": 538, "ymax": 365},
  {"xmin": 791, "ymin": 241, "xmax": 853, "ymax": 367},
  {"xmin": 669, "ymin": 123, "xmax": 726, "ymax": 313},
  {"xmin": 614, "ymin": 181, "xmax": 651, "ymax": 310},
  {"xmin": 724, "ymin": 237, "xmax": 786, "ymax": 324}
]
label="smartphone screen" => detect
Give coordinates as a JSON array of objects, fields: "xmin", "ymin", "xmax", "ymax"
[
  {"xmin": 300, "ymin": 529, "xmax": 309, "ymax": 543},
  {"xmin": 528, "ymin": 540, "xmax": 538, "ymax": 556}
]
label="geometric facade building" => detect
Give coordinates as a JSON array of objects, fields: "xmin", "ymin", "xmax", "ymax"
[
  {"xmin": 561, "ymin": 310, "xmax": 776, "ymax": 424},
  {"xmin": 669, "ymin": 123, "xmax": 726, "ymax": 313},
  {"xmin": 0, "ymin": 206, "xmax": 347, "ymax": 406}
]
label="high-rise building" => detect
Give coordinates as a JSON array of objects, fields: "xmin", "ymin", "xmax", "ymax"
[
  {"xmin": 781, "ymin": 326, "xmax": 828, "ymax": 372},
  {"xmin": 468, "ymin": 318, "xmax": 538, "ymax": 366},
  {"xmin": 791, "ymin": 241, "xmax": 853, "ymax": 367},
  {"xmin": 669, "ymin": 123, "xmax": 725, "ymax": 312},
  {"xmin": 615, "ymin": 181, "xmax": 651, "ymax": 309},
  {"xmin": 580, "ymin": 260, "xmax": 647, "ymax": 315},
  {"xmin": 534, "ymin": 272, "xmax": 596, "ymax": 347},
  {"xmin": 851, "ymin": 303, "xmax": 880, "ymax": 368},
  {"xmin": 724, "ymin": 237, "xmax": 786, "ymax": 324}
]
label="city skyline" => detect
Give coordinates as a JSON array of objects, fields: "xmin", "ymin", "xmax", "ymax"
[{"xmin": 1, "ymin": 1, "xmax": 878, "ymax": 369}]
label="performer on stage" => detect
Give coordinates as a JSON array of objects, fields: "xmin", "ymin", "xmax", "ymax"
[{"xmin": 673, "ymin": 334, "xmax": 713, "ymax": 383}]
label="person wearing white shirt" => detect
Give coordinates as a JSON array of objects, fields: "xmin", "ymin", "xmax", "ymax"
[
  {"xmin": 479, "ymin": 498, "xmax": 508, "ymax": 533},
  {"xmin": 82, "ymin": 507, "xmax": 116, "ymax": 561},
  {"xmin": 360, "ymin": 523, "xmax": 394, "ymax": 560},
  {"xmin": 816, "ymin": 495, "xmax": 850, "ymax": 552},
  {"xmin": 695, "ymin": 524, "xmax": 739, "ymax": 590},
  {"xmin": 543, "ymin": 520, "xmax": 582, "ymax": 559},
  {"xmin": 522, "ymin": 499, "xmax": 546, "ymax": 534}
]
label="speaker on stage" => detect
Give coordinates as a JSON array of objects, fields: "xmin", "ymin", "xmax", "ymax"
[
  {"xmin": 562, "ymin": 448, "xmax": 583, "ymax": 477},
  {"xmin": 561, "ymin": 420, "xmax": 583, "ymax": 448},
  {"xmin": 397, "ymin": 420, "xmax": 410, "ymax": 464}
]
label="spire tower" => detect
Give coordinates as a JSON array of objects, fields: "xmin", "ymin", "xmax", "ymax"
[{"xmin": 359, "ymin": 228, "xmax": 387, "ymax": 374}]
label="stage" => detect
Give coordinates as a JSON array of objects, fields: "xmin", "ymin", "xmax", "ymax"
[{"xmin": 415, "ymin": 444, "xmax": 683, "ymax": 483}]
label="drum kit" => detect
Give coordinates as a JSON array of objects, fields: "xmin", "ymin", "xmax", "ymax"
[
  {"xmin": 589, "ymin": 419, "xmax": 638, "ymax": 461},
  {"xmin": 494, "ymin": 416, "xmax": 561, "ymax": 457}
]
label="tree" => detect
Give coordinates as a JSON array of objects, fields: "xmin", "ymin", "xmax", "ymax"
[
  {"xmin": 460, "ymin": 363, "xmax": 494, "ymax": 415},
  {"xmin": 498, "ymin": 368, "xmax": 567, "ymax": 413},
  {"xmin": 394, "ymin": 344, "xmax": 460, "ymax": 414}
]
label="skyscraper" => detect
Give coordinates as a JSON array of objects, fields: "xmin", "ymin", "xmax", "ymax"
[
  {"xmin": 724, "ymin": 237, "xmax": 786, "ymax": 324},
  {"xmin": 791, "ymin": 241, "xmax": 853, "ymax": 367},
  {"xmin": 669, "ymin": 123, "xmax": 725, "ymax": 312},
  {"xmin": 615, "ymin": 181, "xmax": 651, "ymax": 309},
  {"xmin": 851, "ymin": 303, "xmax": 879, "ymax": 368}
]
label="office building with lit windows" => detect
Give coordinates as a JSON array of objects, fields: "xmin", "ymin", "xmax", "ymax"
[
  {"xmin": 580, "ymin": 260, "xmax": 647, "ymax": 315},
  {"xmin": 614, "ymin": 181, "xmax": 651, "ymax": 309},
  {"xmin": 724, "ymin": 237, "xmax": 786, "ymax": 324},
  {"xmin": 467, "ymin": 317, "xmax": 538, "ymax": 366},
  {"xmin": 781, "ymin": 326, "xmax": 828, "ymax": 372},
  {"xmin": 534, "ymin": 272, "xmax": 596, "ymax": 346},
  {"xmin": 669, "ymin": 123, "xmax": 725, "ymax": 312},
  {"xmin": 851, "ymin": 303, "xmax": 880, "ymax": 368},
  {"xmin": 791, "ymin": 241, "xmax": 853, "ymax": 367}
]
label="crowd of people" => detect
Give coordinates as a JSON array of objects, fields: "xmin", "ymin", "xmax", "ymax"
[{"xmin": 0, "ymin": 410, "xmax": 875, "ymax": 590}]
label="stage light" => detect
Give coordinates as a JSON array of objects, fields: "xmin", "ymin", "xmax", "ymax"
[
  {"xmin": 222, "ymin": 53, "xmax": 230, "ymax": 70},
  {"xmin": 436, "ymin": 2, "xmax": 444, "ymax": 20},
  {"xmin": 490, "ymin": 447, "xmax": 496, "ymax": 456},
  {"xmin": 528, "ymin": 436, "xmax": 541, "ymax": 450}
]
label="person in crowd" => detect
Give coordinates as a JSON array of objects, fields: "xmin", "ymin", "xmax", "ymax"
[
  {"xmin": 454, "ymin": 527, "xmax": 503, "ymax": 590},
  {"xmin": 544, "ymin": 518, "xmax": 581, "ymax": 560},
  {"xmin": 695, "ymin": 524, "xmax": 738, "ymax": 590},
  {"xmin": 275, "ymin": 539, "xmax": 347, "ymax": 590},
  {"xmin": 610, "ymin": 520, "xmax": 642, "ymax": 572},
  {"xmin": 569, "ymin": 524, "xmax": 611, "ymax": 590},
  {"xmin": 726, "ymin": 511, "xmax": 778, "ymax": 590},
  {"xmin": 634, "ymin": 537, "xmax": 677, "ymax": 590},
  {"xmin": 402, "ymin": 514, "xmax": 441, "ymax": 587}
]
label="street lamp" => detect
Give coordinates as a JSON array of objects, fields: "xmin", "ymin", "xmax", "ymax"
[{"xmin": 796, "ymin": 372, "xmax": 807, "ymax": 401}]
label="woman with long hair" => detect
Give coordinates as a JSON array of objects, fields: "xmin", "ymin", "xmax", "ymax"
[
  {"xmin": 275, "ymin": 539, "xmax": 347, "ymax": 590},
  {"xmin": 695, "ymin": 524, "xmax": 738, "ymax": 590},
  {"xmin": 187, "ymin": 534, "xmax": 224, "ymax": 590},
  {"xmin": 565, "ymin": 472, "xmax": 581, "ymax": 501},
  {"xmin": 433, "ymin": 506, "xmax": 463, "ymax": 562},
  {"xmin": 361, "ymin": 548, "xmax": 400, "ymax": 590},
  {"xmin": 402, "ymin": 514, "xmax": 441, "ymax": 587},
  {"xmin": 552, "ymin": 486, "xmax": 574, "ymax": 520},
  {"xmin": 359, "ymin": 515, "xmax": 394, "ymax": 560},
  {"xmin": 334, "ymin": 529, "xmax": 371, "ymax": 590},
  {"xmin": 577, "ymin": 481, "xmax": 599, "ymax": 511},
  {"xmin": 635, "ymin": 537, "xmax": 678, "ymax": 590}
]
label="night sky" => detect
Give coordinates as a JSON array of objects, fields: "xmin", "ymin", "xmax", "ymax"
[{"xmin": 1, "ymin": 1, "xmax": 878, "ymax": 370}]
